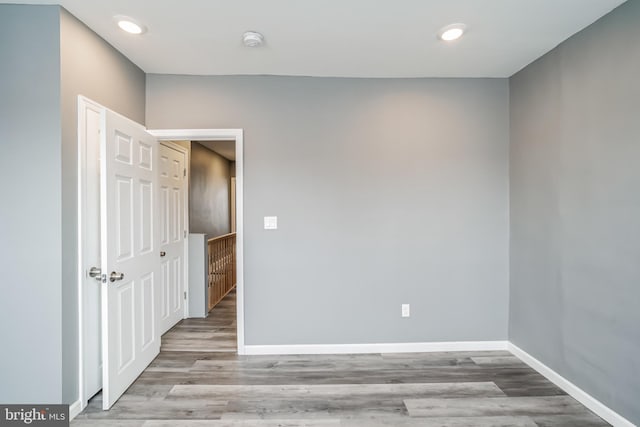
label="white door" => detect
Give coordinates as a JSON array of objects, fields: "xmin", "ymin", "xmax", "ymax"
[
  {"xmin": 158, "ymin": 144, "xmax": 187, "ymax": 335},
  {"xmin": 100, "ymin": 109, "xmax": 160, "ymax": 410},
  {"xmin": 79, "ymin": 98, "xmax": 103, "ymax": 402}
]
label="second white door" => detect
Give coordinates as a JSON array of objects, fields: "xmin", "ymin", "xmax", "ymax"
[{"xmin": 159, "ymin": 143, "xmax": 187, "ymax": 335}]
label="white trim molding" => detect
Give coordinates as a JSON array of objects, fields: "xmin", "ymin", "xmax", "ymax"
[
  {"xmin": 508, "ymin": 343, "xmax": 635, "ymax": 427},
  {"xmin": 244, "ymin": 341, "xmax": 509, "ymax": 355},
  {"xmin": 148, "ymin": 128, "xmax": 242, "ymax": 141},
  {"xmin": 69, "ymin": 400, "xmax": 82, "ymax": 421},
  {"xmin": 76, "ymin": 95, "xmax": 105, "ymax": 413}
]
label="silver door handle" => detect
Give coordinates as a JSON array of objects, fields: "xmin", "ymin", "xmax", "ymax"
[
  {"xmin": 160, "ymin": 251, "xmax": 166, "ymax": 257},
  {"xmin": 110, "ymin": 271, "xmax": 125, "ymax": 282},
  {"xmin": 89, "ymin": 267, "xmax": 102, "ymax": 281}
]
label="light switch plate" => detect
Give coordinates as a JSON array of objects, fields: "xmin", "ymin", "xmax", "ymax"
[
  {"xmin": 264, "ymin": 216, "xmax": 278, "ymax": 230},
  {"xmin": 402, "ymin": 304, "xmax": 410, "ymax": 318}
]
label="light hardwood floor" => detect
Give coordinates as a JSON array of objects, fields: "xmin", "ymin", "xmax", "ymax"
[{"xmin": 73, "ymin": 289, "xmax": 609, "ymax": 426}]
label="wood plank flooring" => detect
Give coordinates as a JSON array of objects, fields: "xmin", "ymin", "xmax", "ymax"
[
  {"xmin": 73, "ymin": 288, "xmax": 609, "ymax": 426},
  {"xmin": 160, "ymin": 289, "xmax": 237, "ymax": 353}
]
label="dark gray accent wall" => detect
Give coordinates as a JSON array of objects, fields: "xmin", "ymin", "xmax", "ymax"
[
  {"xmin": 147, "ymin": 76, "xmax": 510, "ymax": 345},
  {"xmin": 189, "ymin": 142, "xmax": 232, "ymax": 236},
  {"xmin": 509, "ymin": 0, "xmax": 640, "ymax": 423},
  {"xmin": 59, "ymin": 8, "xmax": 146, "ymax": 404},
  {"xmin": 0, "ymin": 4, "xmax": 62, "ymax": 403}
]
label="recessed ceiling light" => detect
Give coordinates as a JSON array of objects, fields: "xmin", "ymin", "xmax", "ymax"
[
  {"xmin": 242, "ymin": 31, "xmax": 264, "ymax": 47},
  {"xmin": 114, "ymin": 15, "xmax": 147, "ymax": 35},
  {"xmin": 438, "ymin": 23, "xmax": 466, "ymax": 42}
]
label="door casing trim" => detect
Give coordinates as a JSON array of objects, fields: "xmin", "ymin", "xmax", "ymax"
[{"xmin": 77, "ymin": 95, "xmax": 105, "ymax": 415}]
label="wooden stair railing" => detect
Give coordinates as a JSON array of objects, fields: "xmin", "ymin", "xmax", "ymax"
[{"xmin": 207, "ymin": 232, "xmax": 236, "ymax": 311}]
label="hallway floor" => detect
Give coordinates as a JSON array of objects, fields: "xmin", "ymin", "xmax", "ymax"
[
  {"xmin": 161, "ymin": 288, "xmax": 237, "ymax": 353},
  {"xmin": 73, "ymin": 288, "xmax": 609, "ymax": 426}
]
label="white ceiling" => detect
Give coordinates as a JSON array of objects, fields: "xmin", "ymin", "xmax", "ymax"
[
  {"xmin": 198, "ymin": 140, "xmax": 236, "ymax": 161},
  {"xmin": 7, "ymin": 0, "xmax": 626, "ymax": 77}
]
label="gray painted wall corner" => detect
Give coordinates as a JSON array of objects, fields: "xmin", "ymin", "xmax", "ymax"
[{"xmin": 509, "ymin": 0, "xmax": 640, "ymax": 423}]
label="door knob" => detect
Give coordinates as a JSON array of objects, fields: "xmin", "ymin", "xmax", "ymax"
[
  {"xmin": 88, "ymin": 267, "xmax": 102, "ymax": 281},
  {"xmin": 160, "ymin": 251, "xmax": 166, "ymax": 257},
  {"xmin": 110, "ymin": 271, "xmax": 125, "ymax": 282}
]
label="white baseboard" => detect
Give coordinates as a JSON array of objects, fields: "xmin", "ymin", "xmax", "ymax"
[
  {"xmin": 508, "ymin": 342, "xmax": 635, "ymax": 427},
  {"xmin": 69, "ymin": 399, "xmax": 82, "ymax": 421},
  {"xmin": 244, "ymin": 340, "xmax": 508, "ymax": 355}
]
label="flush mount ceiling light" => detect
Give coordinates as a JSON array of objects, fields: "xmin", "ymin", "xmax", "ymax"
[
  {"xmin": 242, "ymin": 31, "xmax": 264, "ymax": 47},
  {"xmin": 114, "ymin": 15, "xmax": 147, "ymax": 35},
  {"xmin": 438, "ymin": 23, "xmax": 467, "ymax": 41}
]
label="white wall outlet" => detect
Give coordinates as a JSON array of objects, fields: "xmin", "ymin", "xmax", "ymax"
[
  {"xmin": 402, "ymin": 304, "xmax": 410, "ymax": 318},
  {"xmin": 264, "ymin": 216, "xmax": 278, "ymax": 230}
]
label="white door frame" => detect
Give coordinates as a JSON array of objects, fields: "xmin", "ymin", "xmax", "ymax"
[
  {"xmin": 77, "ymin": 96, "xmax": 103, "ymax": 414},
  {"xmin": 158, "ymin": 141, "xmax": 190, "ymax": 322},
  {"xmin": 148, "ymin": 129, "xmax": 245, "ymax": 355}
]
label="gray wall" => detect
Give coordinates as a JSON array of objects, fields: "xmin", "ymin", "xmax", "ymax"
[
  {"xmin": 190, "ymin": 142, "xmax": 232, "ymax": 236},
  {"xmin": 0, "ymin": 4, "xmax": 62, "ymax": 403},
  {"xmin": 509, "ymin": 0, "xmax": 640, "ymax": 423},
  {"xmin": 147, "ymin": 76, "xmax": 510, "ymax": 345},
  {"xmin": 59, "ymin": 8, "xmax": 146, "ymax": 404}
]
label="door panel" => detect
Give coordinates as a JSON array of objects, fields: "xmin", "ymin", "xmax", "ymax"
[
  {"xmin": 160, "ymin": 186, "xmax": 169, "ymax": 245},
  {"xmin": 115, "ymin": 282, "xmax": 135, "ymax": 371},
  {"xmin": 115, "ymin": 177, "xmax": 133, "ymax": 260},
  {"xmin": 80, "ymin": 100, "xmax": 103, "ymax": 402},
  {"xmin": 172, "ymin": 257, "xmax": 181, "ymax": 312},
  {"xmin": 159, "ymin": 144, "xmax": 187, "ymax": 335},
  {"xmin": 140, "ymin": 180, "xmax": 153, "ymax": 254},
  {"xmin": 140, "ymin": 273, "xmax": 155, "ymax": 350},
  {"xmin": 101, "ymin": 110, "xmax": 160, "ymax": 410}
]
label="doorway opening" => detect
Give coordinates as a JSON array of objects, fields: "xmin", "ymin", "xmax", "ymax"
[
  {"xmin": 149, "ymin": 129, "xmax": 245, "ymax": 357},
  {"xmin": 192, "ymin": 140, "xmax": 237, "ymax": 314},
  {"xmin": 161, "ymin": 139, "xmax": 239, "ymax": 353}
]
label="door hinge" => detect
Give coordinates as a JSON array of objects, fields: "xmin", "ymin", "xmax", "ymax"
[
  {"xmin": 184, "ymin": 230, "xmax": 187, "ymax": 238},
  {"xmin": 183, "ymin": 168, "xmax": 186, "ymax": 177},
  {"xmin": 184, "ymin": 291, "xmax": 187, "ymax": 300}
]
